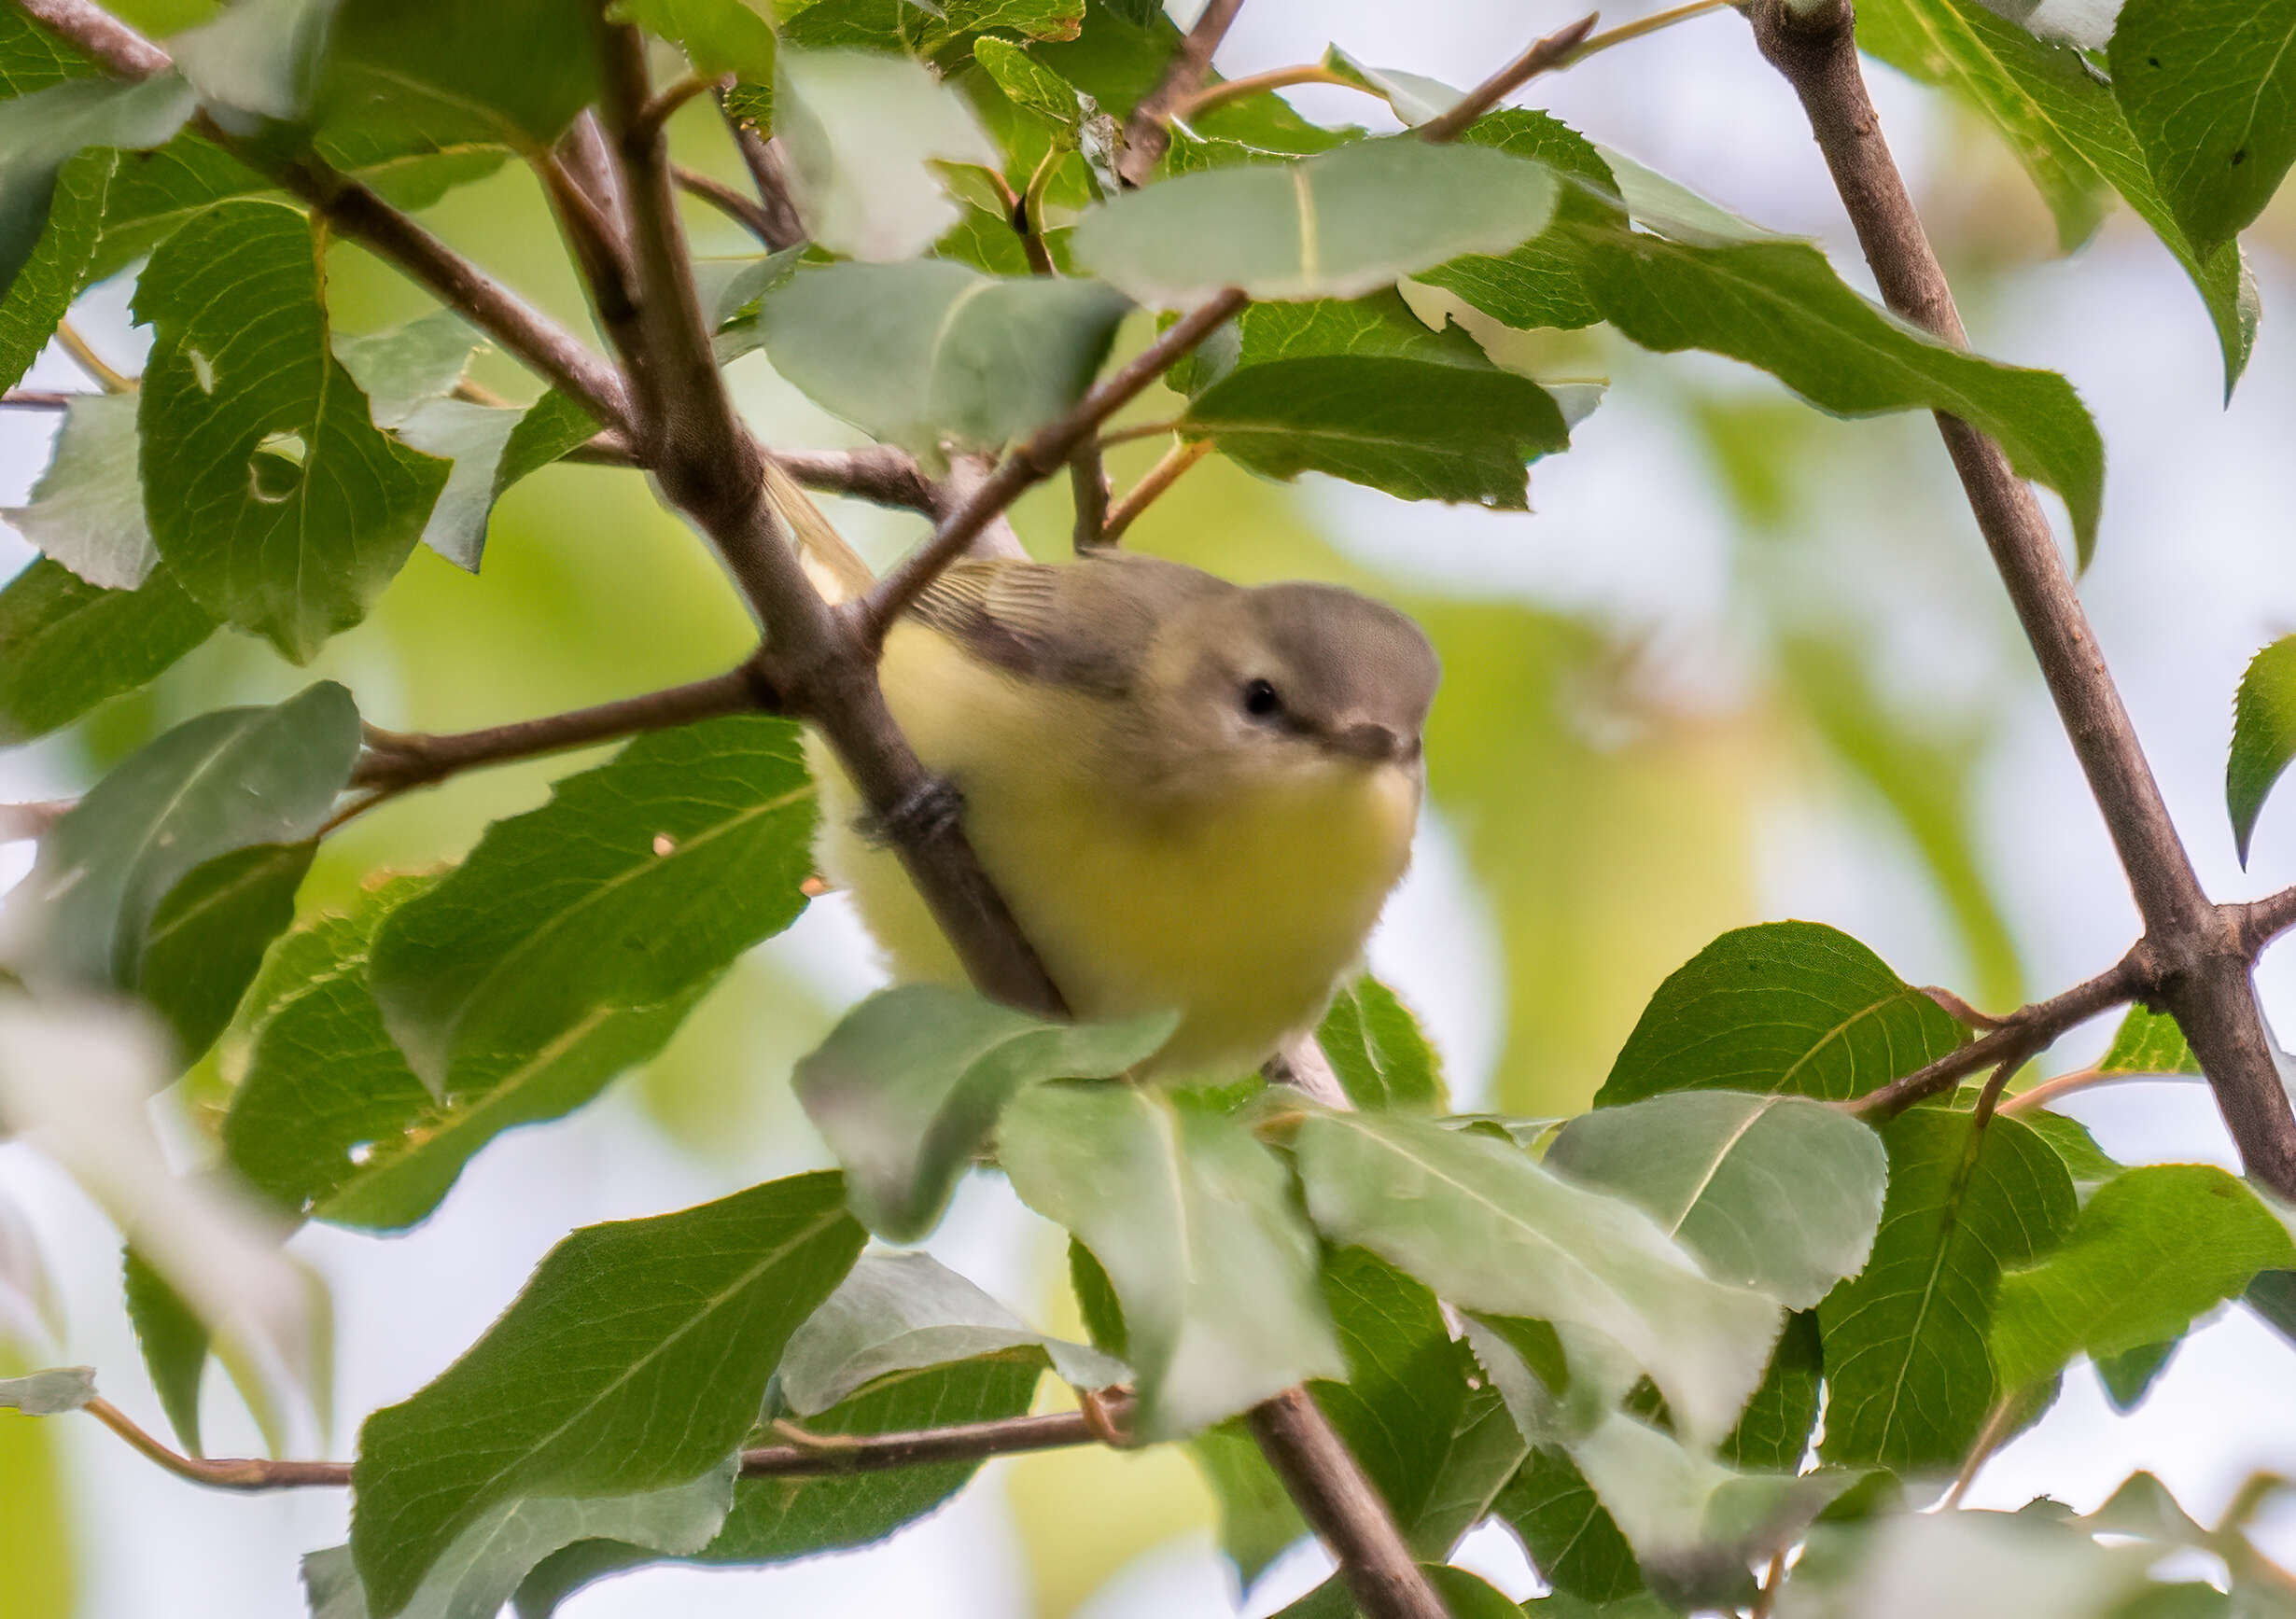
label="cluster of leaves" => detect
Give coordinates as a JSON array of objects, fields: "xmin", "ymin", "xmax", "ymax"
[{"xmin": 3, "ymin": 0, "xmax": 2296, "ymax": 1615}]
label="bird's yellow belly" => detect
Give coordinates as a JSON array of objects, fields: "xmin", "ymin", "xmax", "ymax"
[{"xmin": 808, "ymin": 626, "xmax": 1419, "ymax": 1076}]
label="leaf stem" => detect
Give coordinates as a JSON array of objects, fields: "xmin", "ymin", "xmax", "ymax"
[
  {"xmin": 1563, "ymin": 0, "xmax": 1735, "ymax": 69},
  {"xmin": 715, "ymin": 88, "xmax": 807, "ymax": 251},
  {"xmin": 1017, "ymin": 145, "xmax": 1062, "ymax": 276},
  {"xmin": 53, "ymin": 318, "xmax": 133, "ymax": 392},
  {"xmin": 1101, "ymin": 438, "xmax": 1212, "ymax": 545},
  {"xmin": 0, "ymin": 390, "xmax": 77, "ymax": 410},
  {"xmin": 1174, "ymin": 65, "xmax": 1374, "ymax": 122},
  {"xmin": 1940, "ymin": 1395, "xmax": 2017, "ymax": 1508}
]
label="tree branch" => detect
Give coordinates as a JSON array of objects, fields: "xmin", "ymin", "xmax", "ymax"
[
  {"xmin": 0, "ymin": 389, "xmax": 76, "ymax": 410},
  {"xmin": 717, "ymin": 88, "xmax": 808, "ymax": 251},
  {"xmin": 1070, "ymin": 449, "xmax": 1112, "ymax": 551},
  {"xmin": 1749, "ymin": 0, "xmax": 2296, "ymax": 1195},
  {"xmin": 1117, "ymin": 0, "xmax": 1247, "ymax": 187},
  {"xmin": 1415, "ymin": 13, "xmax": 1602, "ymax": 143},
  {"xmin": 1248, "ymin": 1388, "xmax": 1449, "ymax": 1619},
  {"xmin": 676, "ymin": 164, "xmax": 787, "ymax": 247},
  {"xmin": 17, "ymin": 0, "xmax": 636, "ymax": 439}
]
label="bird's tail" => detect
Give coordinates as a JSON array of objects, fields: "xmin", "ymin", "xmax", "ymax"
[{"xmin": 761, "ymin": 458, "xmax": 876, "ymax": 606}]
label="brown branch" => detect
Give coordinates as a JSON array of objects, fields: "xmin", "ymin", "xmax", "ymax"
[
  {"xmin": 18, "ymin": 0, "xmax": 636, "ymax": 438},
  {"xmin": 1102, "ymin": 438, "xmax": 1211, "ymax": 544},
  {"xmin": 1750, "ymin": 0, "xmax": 2296, "ymax": 1195},
  {"xmin": 861, "ymin": 288, "xmax": 1247, "ymax": 643},
  {"xmin": 776, "ymin": 445, "xmax": 945, "ymax": 514},
  {"xmin": 1118, "ymin": 0, "xmax": 1248, "ymax": 187},
  {"xmin": 1175, "ymin": 65, "xmax": 1370, "ymax": 123},
  {"xmin": 77, "ymin": 1392, "xmax": 1112, "ymax": 1493},
  {"xmin": 2241, "ymin": 884, "xmax": 2296, "ymax": 952},
  {"xmin": 1070, "ymin": 447, "xmax": 1112, "ymax": 551},
  {"xmin": 1416, "ymin": 13, "xmax": 1603, "ymax": 143},
  {"xmin": 637, "ymin": 73, "xmax": 713, "ymax": 138},
  {"xmin": 676, "ymin": 164, "xmax": 786, "ymax": 247},
  {"xmin": 717, "ymin": 89, "xmax": 807, "ymax": 251},
  {"xmin": 1248, "ymin": 1389, "xmax": 1449, "ymax": 1619},
  {"xmin": 0, "ymin": 389, "xmax": 76, "ymax": 410},
  {"xmin": 55, "ymin": 318, "xmax": 133, "ymax": 392},
  {"xmin": 0, "ymin": 800, "xmax": 75, "ymax": 842}
]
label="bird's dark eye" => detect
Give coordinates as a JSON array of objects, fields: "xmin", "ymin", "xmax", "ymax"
[{"xmin": 1241, "ymin": 677, "xmax": 1281, "ymax": 719}]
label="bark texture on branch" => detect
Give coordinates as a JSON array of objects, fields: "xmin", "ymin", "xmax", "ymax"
[{"xmin": 1749, "ymin": 0, "xmax": 2296, "ymax": 1194}]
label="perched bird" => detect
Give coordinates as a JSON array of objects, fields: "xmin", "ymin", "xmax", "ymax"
[{"xmin": 809, "ymin": 545, "xmax": 1440, "ymax": 1077}]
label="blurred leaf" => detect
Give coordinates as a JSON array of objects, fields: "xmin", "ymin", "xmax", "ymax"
[
  {"xmin": 1578, "ymin": 228, "xmax": 2105, "ymax": 565},
  {"xmin": 1180, "ymin": 292, "xmax": 1569, "ymax": 506},
  {"xmin": 1498, "ymin": 1445, "xmax": 1645, "ymax": 1601},
  {"xmin": 1, "ymin": 682, "xmax": 357, "ymax": 1010},
  {"xmin": 1416, "ymin": 110, "xmax": 1621, "ymax": 333},
  {"xmin": 614, "ymin": 0, "xmax": 777, "ymax": 80},
  {"xmin": 794, "ymin": 984, "xmax": 1170, "ymax": 1242},
  {"xmin": 0, "ymin": 72, "xmax": 192, "ymax": 299},
  {"xmin": 0, "ymin": 147, "xmax": 108, "ymax": 392},
  {"xmin": 123, "ymin": 1246, "xmax": 208, "ymax": 1452},
  {"xmin": 1818, "ymin": 1108, "xmax": 2077, "ymax": 1468},
  {"xmin": 170, "ymin": 0, "xmax": 336, "ymax": 121},
  {"xmin": 333, "ymin": 310, "xmax": 483, "ymax": 430},
  {"xmin": 1001, "ymin": 1082, "xmax": 1343, "ymax": 1440},
  {"xmin": 2107, "ymin": 0, "xmax": 2296, "ymax": 256},
  {"xmin": 139, "ymin": 841, "xmax": 316, "ymax": 1060},
  {"xmin": 1856, "ymin": 0, "xmax": 2258, "ymax": 393},
  {"xmin": 349, "ymin": 1173, "xmax": 864, "ymax": 1618},
  {"xmin": 1320, "ymin": 48, "xmax": 1461, "ymax": 128},
  {"xmin": 776, "ymin": 1250, "xmax": 1124, "ymax": 1415},
  {"xmin": 0, "ymin": 1365, "xmax": 92, "ymax": 1415},
  {"xmin": 1992, "ymin": 1164, "xmax": 2294, "ymax": 1390},
  {"xmin": 516, "ymin": 1353, "xmax": 1042, "ymax": 1612},
  {"xmin": 1547, "ymin": 1093, "xmax": 1888, "ymax": 1309},
  {"xmin": 0, "ymin": 558, "xmax": 215, "ymax": 746},
  {"xmin": 305, "ymin": 1458, "xmax": 735, "ymax": 1619},
  {"xmin": 1191, "ymin": 1419, "xmax": 1305, "ymax": 1589},
  {"xmin": 1072, "ymin": 137, "xmax": 1560, "ymax": 305},
  {"xmin": 0, "ymin": 1191, "xmax": 63, "ymax": 1356},
  {"xmin": 0, "ymin": 1342, "xmax": 73, "ymax": 1619},
  {"xmin": 4, "ymin": 395, "xmax": 154, "ymax": 591},
  {"xmin": 371, "ymin": 715, "xmax": 813, "ymax": 1095},
  {"xmin": 1317, "ymin": 976, "xmax": 1445, "ymax": 1111},
  {"xmin": 776, "ymin": 47, "xmax": 997, "ymax": 260},
  {"xmin": 319, "ymin": 0, "xmax": 603, "ymax": 148},
  {"xmin": 1276, "ymin": 1564, "xmax": 1523, "ymax": 1619},
  {"xmin": 2096, "ymin": 1005, "xmax": 2201, "ymax": 1076},
  {"xmin": 1720, "ymin": 1311, "xmax": 1822, "ymax": 1472},
  {"xmin": 135, "ymin": 200, "xmax": 450, "ymax": 661},
  {"xmin": 751, "ymin": 261, "xmax": 1130, "ymax": 461},
  {"xmin": 1598, "ymin": 922, "xmax": 1967, "ymax": 1107},
  {"xmin": 2231, "ymin": 635, "xmax": 2296, "ymax": 865},
  {"xmin": 2095, "ymin": 1337, "xmax": 2178, "ymax": 1412},
  {"xmin": 1782, "ymin": 1507, "xmax": 2154, "ymax": 1619},
  {"xmin": 1295, "ymin": 1109, "xmax": 1781, "ymax": 1446}
]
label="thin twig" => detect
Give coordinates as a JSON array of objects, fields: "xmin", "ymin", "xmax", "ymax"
[
  {"xmin": 1070, "ymin": 449, "xmax": 1112, "ymax": 551},
  {"xmin": 1416, "ymin": 13, "xmax": 1603, "ymax": 143},
  {"xmin": 776, "ymin": 445, "xmax": 945, "ymax": 514},
  {"xmin": 0, "ymin": 390, "xmax": 76, "ymax": 410},
  {"xmin": 1995, "ymin": 1067, "xmax": 2113, "ymax": 1117},
  {"xmin": 75, "ymin": 1392, "xmax": 1113, "ymax": 1492},
  {"xmin": 1097, "ymin": 418, "xmax": 1185, "ymax": 448},
  {"xmin": 1175, "ymin": 65, "xmax": 1372, "ymax": 122},
  {"xmin": 637, "ymin": 73, "xmax": 713, "ymax": 137},
  {"xmin": 1248, "ymin": 1388, "xmax": 1449, "ymax": 1619},
  {"xmin": 1923, "ymin": 984, "xmax": 2004, "ymax": 1029},
  {"xmin": 1748, "ymin": 0, "xmax": 2296, "ymax": 1196},
  {"xmin": 1118, "ymin": 0, "xmax": 1248, "ymax": 186},
  {"xmin": 1102, "ymin": 438, "xmax": 1212, "ymax": 544},
  {"xmin": 1941, "ymin": 1396, "xmax": 2018, "ymax": 1509},
  {"xmin": 716, "ymin": 88, "xmax": 807, "ymax": 251},
  {"xmin": 1751, "ymin": 1548, "xmax": 1789, "ymax": 1619},
  {"xmin": 2240, "ymin": 884, "xmax": 2296, "ymax": 953},
  {"xmin": 1969, "ymin": 1040, "xmax": 2038, "ymax": 1131},
  {"xmin": 1562, "ymin": 0, "xmax": 1733, "ymax": 69},
  {"xmin": 54, "ymin": 318, "xmax": 133, "ymax": 392},
  {"xmin": 1015, "ymin": 146, "xmax": 1061, "ymax": 276},
  {"xmin": 675, "ymin": 165, "xmax": 785, "ymax": 247}
]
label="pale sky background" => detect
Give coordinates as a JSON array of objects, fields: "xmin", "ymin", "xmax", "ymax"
[{"xmin": 9, "ymin": 0, "xmax": 2296, "ymax": 1613}]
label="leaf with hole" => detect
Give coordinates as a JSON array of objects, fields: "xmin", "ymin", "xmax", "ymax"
[
  {"xmin": 1000, "ymin": 1082, "xmax": 1343, "ymax": 1440},
  {"xmin": 1546, "ymin": 1092, "xmax": 1887, "ymax": 1309},
  {"xmin": 1072, "ymin": 136, "xmax": 1560, "ymax": 305},
  {"xmin": 793, "ymin": 984, "xmax": 1170, "ymax": 1243}
]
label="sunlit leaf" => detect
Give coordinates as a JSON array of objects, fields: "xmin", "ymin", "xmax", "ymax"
[
  {"xmin": 2095, "ymin": 1005, "xmax": 2200, "ymax": 1076},
  {"xmin": 122, "ymin": 1248, "xmax": 207, "ymax": 1453},
  {"xmin": 2107, "ymin": 0, "xmax": 2296, "ymax": 256},
  {"xmin": 1072, "ymin": 137, "xmax": 1560, "ymax": 305},
  {"xmin": 350, "ymin": 1173, "xmax": 864, "ymax": 1618},
  {"xmin": 1001, "ymin": 1082, "xmax": 1343, "ymax": 1440},
  {"xmin": 2231, "ymin": 635, "xmax": 2296, "ymax": 865},
  {"xmin": 1596, "ymin": 922, "xmax": 1967, "ymax": 1107},
  {"xmin": 614, "ymin": 0, "xmax": 777, "ymax": 80}
]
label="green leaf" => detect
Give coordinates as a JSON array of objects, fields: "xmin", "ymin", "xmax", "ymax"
[
  {"xmin": 1497, "ymin": 1445, "xmax": 1645, "ymax": 1601},
  {"xmin": 1596, "ymin": 921, "xmax": 1968, "ymax": 1107},
  {"xmin": 371, "ymin": 716, "xmax": 814, "ymax": 1095},
  {"xmin": 750, "ymin": 261, "xmax": 1131, "ymax": 461},
  {"xmin": 0, "ymin": 72, "xmax": 193, "ymax": 300},
  {"xmin": 319, "ymin": 0, "xmax": 604, "ymax": 148},
  {"xmin": 1317, "ymin": 977, "xmax": 1445, "ymax": 1110},
  {"xmin": 514, "ymin": 1354, "xmax": 1043, "ymax": 1612},
  {"xmin": 2, "ymin": 683, "xmax": 358, "ymax": 1014},
  {"xmin": 2096, "ymin": 1005, "xmax": 2201, "ymax": 1076},
  {"xmin": 1719, "ymin": 1311, "xmax": 1822, "ymax": 1472},
  {"xmin": 1294, "ymin": 1109, "xmax": 1781, "ymax": 1446},
  {"xmin": 135, "ymin": 200, "xmax": 450, "ymax": 661},
  {"xmin": 350, "ymin": 1173, "xmax": 863, "ymax": 1618},
  {"xmin": 89, "ymin": 133, "xmax": 268, "ymax": 282},
  {"xmin": 973, "ymin": 35, "xmax": 1094, "ymax": 134},
  {"xmin": 306, "ymin": 1458, "xmax": 735, "ymax": 1619},
  {"xmin": 122, "ymin": 1248, "xmax": 207, "ymax": 1453},
  {"xmin": 1546, "ymin": 1093, "xmax": 1888, "ymax": 1310},
  {"xmin": 776, "ymin": 46, "xmax": 998, "ymax": 260},
  {"xmin": 394, "ymin": 390, "xmax": 602, "ymax": 571},
  {"xmin": 1310, "ymin": 1248, "xmax": 1470, "ymax": 1535},
  {"xmin": 1000, "ymin": 1082, "xmax": 1343, "ymax": 1440},
  {"xmin": 613, "ymin": 0, "xmax": 778, "ymax": 80},
  {"xmin": 4, "ymin": 394, "xmax": 154, "ymax": 591},
  {"xmin": 1856, "ymin": 0, "xmax": 2259, "ymax": 394},
  {"xmin": 793, "ymin": 984, "xmax": 1170, "ymax": 1242},
  {"xmin": 1992, "ymin": 1164, "xmax": 2295, "ymax": 1391},
  {"xmin": 0, "ymin": 559, "xmax": 214, "ymax": 745},
  {"xmin": 333, "ymin": 311, "xmax": 483, "ymax": 430},
  {"xmin": 1277, "ymin": 1565, "xmax": 1523, "ymax": 1619},
  {"xmin": 1579, "ymin": 228, "xmax": 2106, "ymax": 565},
  {"xmin": 2095, "ymin": 1338, "xmax": 2179, "ymax": 1412},
  {"xmin": 1179, "ymin": 291, "xmax": 1570, "ymax": 507},
  {"xmin": 1785, "ymin": 1506, "xmax": 2158, "ymax": 1619},
  {"xmin": 775, "ymin": 1250, "xmax": 1124, "ymax": 1414},
  {"xmin": 2230, "ymin": 635, "xmax": 2296, "ymax": 864},
  {"xmin": 1817, "ymin": 1108, "xmax": 2078, "ymax": 1468},
  {"xmin": 1071, "ymin": 136, "xmax": 1560, "ymax": 305},
  {"xmin": 1191, "ymin": 1420, "xmax": 1307, "ymax": 1588},
  {"xmin": 2107, "ymin": 0, "xmax": 2296, "ymax": 256},
  {"xmin": 139, "ymin": 841, "xmax": 316, "ymax": 1061},
  {"xmin": 2018, "ymin": 1106, "xmax": 2128, "ymax": 1193},
  {"xmin": 1407, "ymin": 1384, "xmax": 1532, "ymax": 1557},
  {"xmin": 1416, "ymin": 109, "xmax": 1622, "ymax": 333},
  {"xmin": 1319, "ymin": 48, "xmax": 1462, "ymax": 129},
  {"xmin": 0, "ymin": 147, "xmax": 109, "ymax": 393},
  {"xmin": 0, "ymin": 1366, "xmax": 93, "ymax": 1415},
  {"xmin": 0, "ymin": 8, "xmax": 94, "ymax": 97}
]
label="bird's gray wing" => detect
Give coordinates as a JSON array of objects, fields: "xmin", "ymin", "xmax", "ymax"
[{"xmin": 907, "ymin": 553, "xmax": 1229, "ymax": 697}]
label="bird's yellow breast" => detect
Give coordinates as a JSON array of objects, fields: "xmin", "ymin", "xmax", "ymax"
[{"xmin": 809, "ymin": 621, "xmax": 1420, "ymax": 1075}]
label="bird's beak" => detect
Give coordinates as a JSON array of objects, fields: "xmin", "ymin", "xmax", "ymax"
[{"xmin": 1324, "ymin": 722, "xmax": 1418, "ymax": 764}]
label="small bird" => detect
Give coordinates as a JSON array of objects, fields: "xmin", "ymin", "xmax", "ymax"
[{"xmin": 810, "ymin": 547, "xmax": 1440, "ymax": 1076}]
